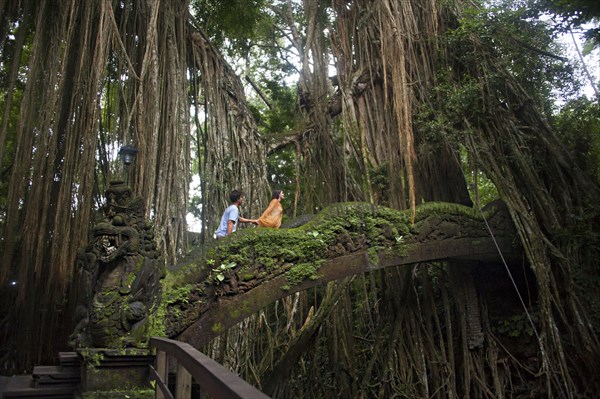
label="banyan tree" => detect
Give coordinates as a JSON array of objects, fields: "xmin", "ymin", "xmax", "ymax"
[
  {"xmin": 196, "ymin": 0, "xmax": 600, "ymax": 397},
  {"xmin": 1, "ymin": 0, "xmax": 599, "ymax": 397}
]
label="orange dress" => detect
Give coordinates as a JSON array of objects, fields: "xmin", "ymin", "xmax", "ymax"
[{"xmin": 257, "ymin": 199, "xmax": 283, "ymax": 228}]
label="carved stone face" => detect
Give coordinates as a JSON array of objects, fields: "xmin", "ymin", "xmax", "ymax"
[
  {"xmin": 105, "ymin": 184, "xmax": 133, "ymax": 207},
  {"xmin": 93, "ymin": 223, "xmax": 139, "ymax": 263},
  {"xmin": 98, "ymin": 235, "xmax": 116, "ymax": 257}
]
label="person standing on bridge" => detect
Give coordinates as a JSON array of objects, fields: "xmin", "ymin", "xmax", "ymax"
[
  {"xmin": 215, "ymin": 189, "xmax": 257, "ymax": 238},
  {"xmin": 256, "ymin": 190, "xmax": 285, "ymax": 228}
]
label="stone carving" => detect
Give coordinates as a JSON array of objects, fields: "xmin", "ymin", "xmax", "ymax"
[{"xmin": 70, "ymin": 181, "xmax": 164, "ymax": 349}]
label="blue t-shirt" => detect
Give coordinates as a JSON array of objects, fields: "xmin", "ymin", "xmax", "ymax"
[{"xmin": 215, "ymin": 204, "xmax": 239, "ymax": 237}]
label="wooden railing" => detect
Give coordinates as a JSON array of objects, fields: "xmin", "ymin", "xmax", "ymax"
[{"xmin": 149, "ymin": 337, "xmax": 270, "ymax": 399}]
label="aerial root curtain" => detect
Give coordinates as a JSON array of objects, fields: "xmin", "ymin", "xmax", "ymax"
[{"xmin": 0, "ymin": 0, "xmax": 192, "ymax": 372}]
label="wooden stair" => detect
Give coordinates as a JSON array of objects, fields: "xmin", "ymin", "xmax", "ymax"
[{"xmin": 1, "ymin": 352, "xmax": 80, "ymax": 398}]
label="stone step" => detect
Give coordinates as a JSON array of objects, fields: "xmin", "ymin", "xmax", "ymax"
[
  {"xmin": 2, "ymin": 375, "xmax": 76, "ymax": 398},
  {"xmin": 58, "ymin": 352, "xmax": 80, "ymax": 369},
  {"xmin": 32, "ymin": 365, "xmax": 80, "ymax": 385}
]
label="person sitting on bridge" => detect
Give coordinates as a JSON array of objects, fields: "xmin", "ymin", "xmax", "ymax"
[
  {"xmin": 215, "ymin": 190, "xmax": 257, "ymax": 238},
  {"xmin": 256, "ymin": 190, "xmax": 285, "ymax": 228}
]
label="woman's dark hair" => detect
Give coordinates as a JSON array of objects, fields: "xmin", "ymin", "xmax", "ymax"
[{"xmin": 272, "ymin": 190, "xmax": 282, "ymax": 200}]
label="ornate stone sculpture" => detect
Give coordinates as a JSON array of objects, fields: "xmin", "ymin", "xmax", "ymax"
[{"xmin": 70, "ymin": 181, "xmax": 164, "ymax": 349}]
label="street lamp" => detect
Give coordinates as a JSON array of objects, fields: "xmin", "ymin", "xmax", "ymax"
[{"xmin": 118, "ymin": 145, "xmax": 138, "ymax": 185}]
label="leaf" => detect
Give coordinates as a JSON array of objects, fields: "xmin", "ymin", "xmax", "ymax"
[{"xmin": 226, "ymin": 261, "xmax": 237, "ymax": 269}]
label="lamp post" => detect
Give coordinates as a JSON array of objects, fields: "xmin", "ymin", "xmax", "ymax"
[{"xmin": 118, "ymin": 145, "xmax": 138, "ymax": 186}]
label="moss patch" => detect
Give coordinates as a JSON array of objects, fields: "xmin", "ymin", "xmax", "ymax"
[
  {"xmin": 201, "ymin": 203, "xmax": 413, "ymax": 293},
  {"xmin": 185, "ymin": 202, "xmax": 498, "ymax": 294}
]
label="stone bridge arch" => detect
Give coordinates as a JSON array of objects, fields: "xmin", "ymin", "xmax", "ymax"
[{"xmin": 164, "ymin": 201, "xmax": 521, "ymax": 348}]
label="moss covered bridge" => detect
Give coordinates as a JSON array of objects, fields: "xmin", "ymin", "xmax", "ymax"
[{"xmin": 160, "ymin": 201, "xmax": 520, "ymax": 349}]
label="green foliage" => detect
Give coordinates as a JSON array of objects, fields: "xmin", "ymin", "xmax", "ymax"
[
  {"xmin": 210, "ymin": 261, "xmax": 237, "ymax": 283},
  {"xmin": 459, "ymin": 147, "xmax": 500, "ymax": 207},
  {"xmin": 163, "ymin": 284, "xmax": 195, "ymax": 306},
  {"xmin": 531, "ymin": 0, "xmax": 600, "ymax": 47},
  {"xmin": 414, "ymin": 75, "xmax": 482, "ymax": 141},
  {"xmin": 413, "ymin": 2, "xmax": 590, "ymax": 211},
  {"xmin": 188, "ymin": 192, "xmax": 203, "ymax": 222},
  {"xmin": 252, "ymin": 82, "xmax": 300, "ymax": 203},
  {"xmin": 266, "ymin": 148, "xmax": 296, "ymax": 208},
  {"xmin": 262, "ymin": 80, "xmax": 299, "ymax": 133},
  {"xmin": 369, "ymin": 163, "xmax": 391, "ymax": 206},
  {"xmin": 150, "ymin": 284, "xmax": 196, "ymax": 337},
  {"xmin": 191, "ymin": 0, "xmax": 270, "ymax": 55},
  {"xmin": 494, "ymin": 312, "xmax": 538, "ymax": 337},
  {"xmin": 79, "ymin": 349, "xmax": 105, "ymax": 367},
  {"xmin": 447, "ymin": 3, "xmax": 578, "ymax": 110},
  {"xmin": 551, "ymin": 96, "xmax": 600, "ymax": 184}
]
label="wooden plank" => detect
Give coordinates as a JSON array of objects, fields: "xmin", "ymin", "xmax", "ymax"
[
  {"xmin": 175, "ymin": 362, "xmax": 192, "ymax": 399},
  {"xmin": 155, "ymin": 350, "xmax": 169, "ymax": 399}
]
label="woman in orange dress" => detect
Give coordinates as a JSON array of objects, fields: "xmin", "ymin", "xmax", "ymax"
[{"xmin": 256, "ymin": 190, "xmax": 284, "ymax": 228}]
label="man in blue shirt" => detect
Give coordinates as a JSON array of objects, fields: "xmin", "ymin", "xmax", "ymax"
[{"xmin": 214, "ymin": 190, "xmax": 257, "ymax": 238}]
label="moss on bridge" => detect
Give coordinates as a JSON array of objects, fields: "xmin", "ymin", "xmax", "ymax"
[{"xmin": 154, "ymin": 201, "xmax": 509, "ymax": 339}]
